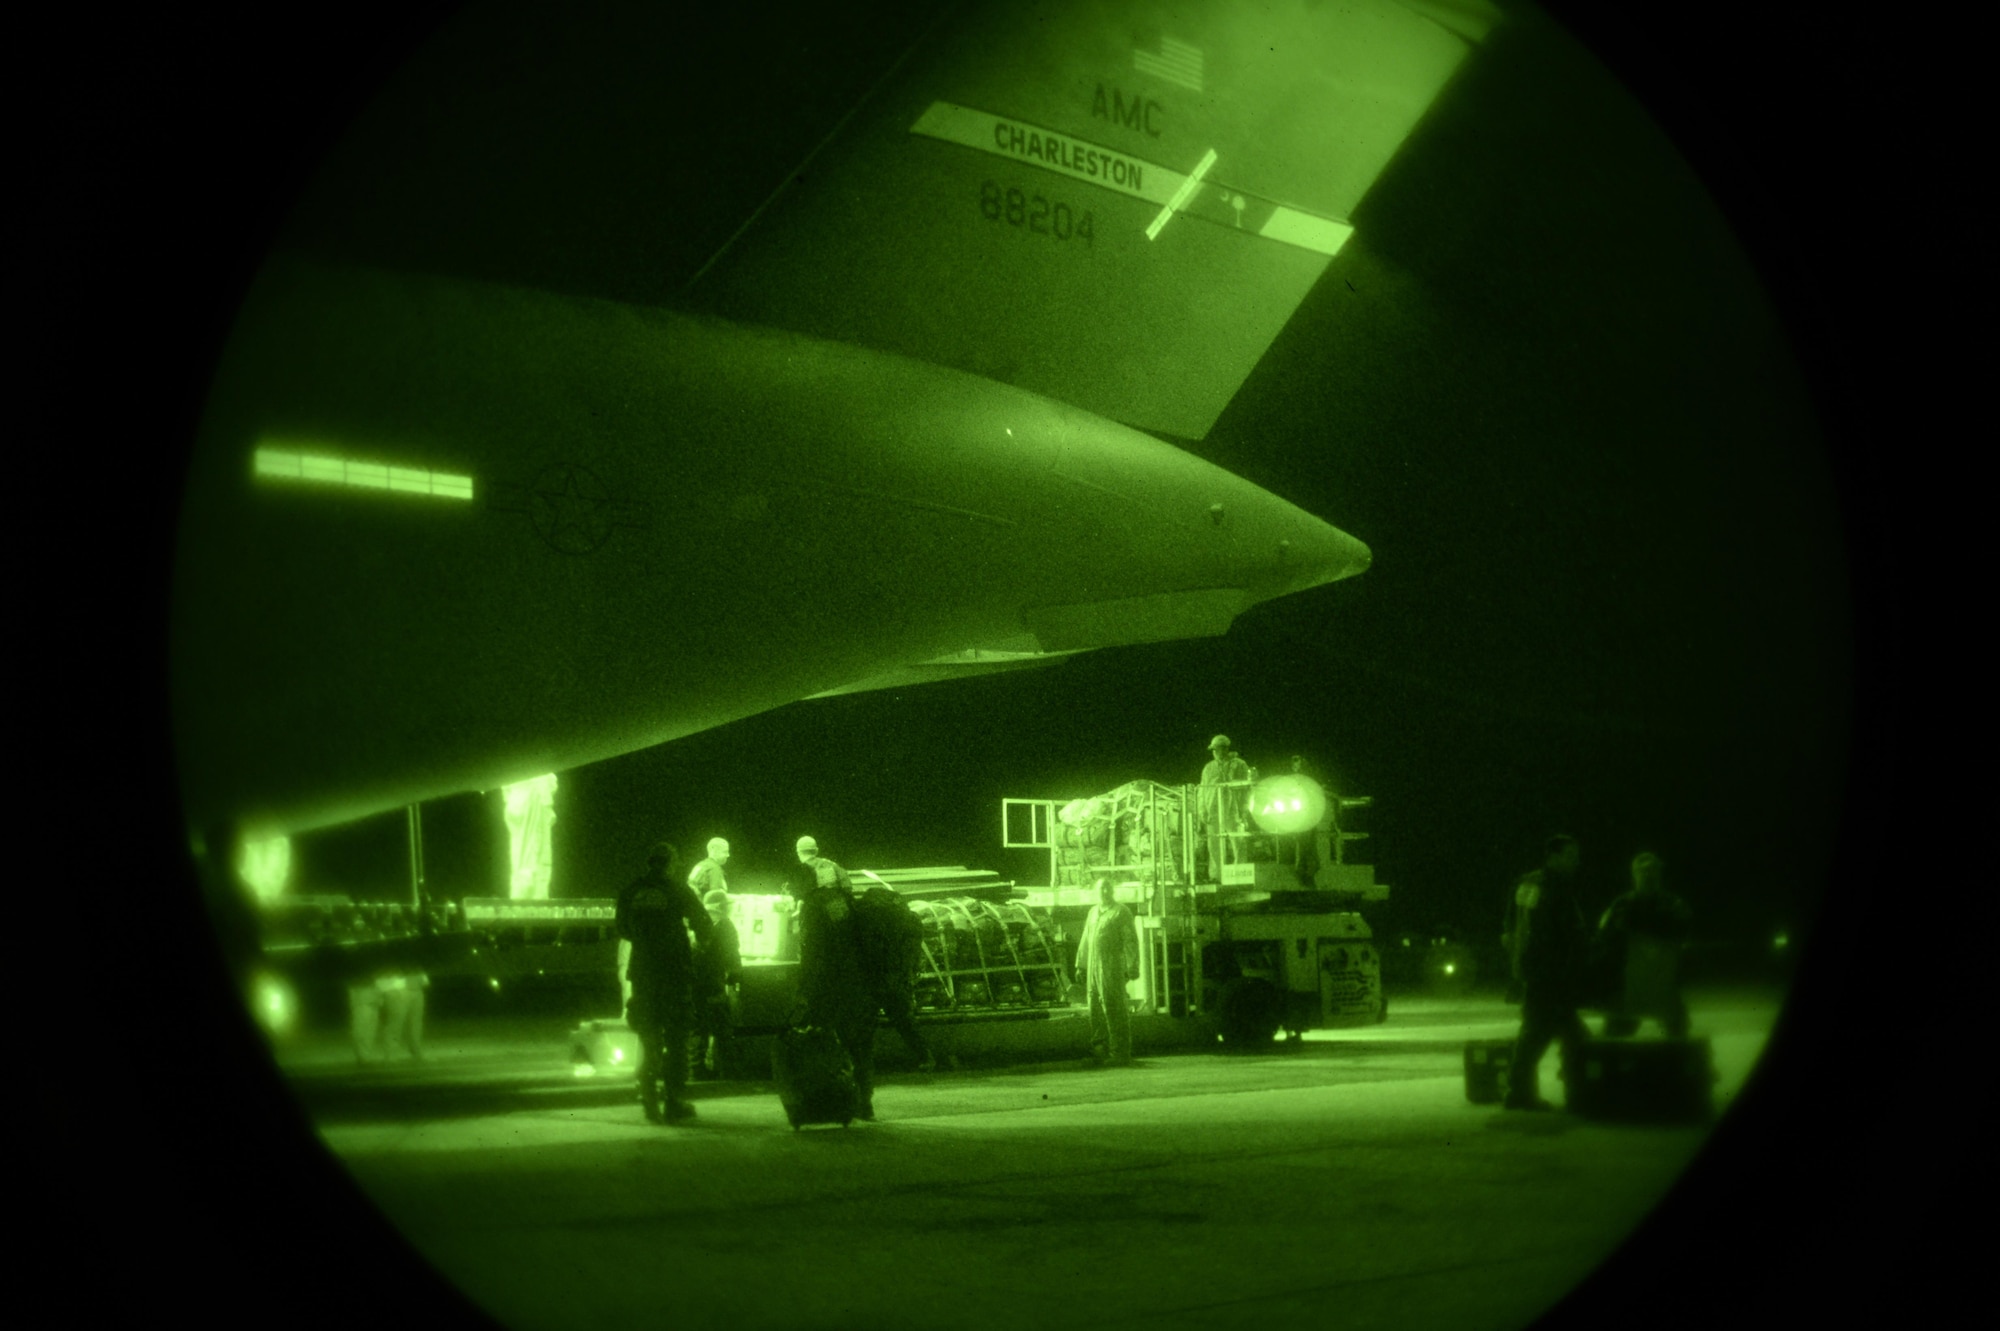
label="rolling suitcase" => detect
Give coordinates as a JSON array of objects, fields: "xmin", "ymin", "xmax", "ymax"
[
  {"xmin": 772, "ymin": 1024, "xmax": 859, "ymax": 1130},
  {"xmin": 1464, "ymin": 1038, "xmax": 1516, "ymax": 1104},
  {"xmin": 1567, "ymin": 1036, "xmax": 1714, "ymax": 1123}
]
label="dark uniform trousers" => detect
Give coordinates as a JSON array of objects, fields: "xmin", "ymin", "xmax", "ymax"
[
  {"xmin": 838, "ymin": 1013, "xmax": 877, "ymax": 1110},
  {"xmin": 692, "ymin": 989, "xmax": 737, "ymax": 1078},
  {"xmin": 882, "ymin": 996, "xmax": 927, "ymax": 1064},
  {"xmin": 629, "ymin": 976, "xmax": 693, "ymax": 1107},
  {"xmin": 876, "ymin": 959, "xmax": 931, "ymax": 1065},
  {"xmin": 1510, "ymin": 987, "xmax": 1589, "ymax": 1105}
]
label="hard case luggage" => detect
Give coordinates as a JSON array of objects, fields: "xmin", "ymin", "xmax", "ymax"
[
  {"xmin": 1464, "ymin": 1038, "xmax": 1516, "ymax": 1105},
  {"xmin": 772, "ymin": 1024, "xmax": 859, "ymax": 1130},
  {"xmin": 1567, "ymin": 1036, "xmax": 1715, "ymax": 1123}
]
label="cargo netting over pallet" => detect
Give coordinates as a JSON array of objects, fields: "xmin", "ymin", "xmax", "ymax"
[
  {"xmin": 910, "ymin": 898, "xmax": 1070, "ymax": 1013},
  {"xmin": 1046, "ymin": 780, "xmax": 1189, "ymax": 889}
]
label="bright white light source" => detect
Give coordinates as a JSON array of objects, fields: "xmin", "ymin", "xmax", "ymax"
[
  {"xmin": 1248, "ymin": 774, "xmax": 1325, "ymax": 836},
  {"xmin": 234, "ymin": 834, "xmax": 291, "ymax": 903},
  {"xmin": 248, "ymin": 970, "xmax": 296, "ymax": 1036}
]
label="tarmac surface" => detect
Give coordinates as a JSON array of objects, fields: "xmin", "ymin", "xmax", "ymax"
[{"xmin": 273, "ymin": 986, "xmax": 1782, "ymax": 1331}]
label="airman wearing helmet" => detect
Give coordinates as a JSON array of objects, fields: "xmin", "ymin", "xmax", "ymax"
[{"xmin": 1198, "ymin": 734, "xmax": 1253, "ymax": 882}]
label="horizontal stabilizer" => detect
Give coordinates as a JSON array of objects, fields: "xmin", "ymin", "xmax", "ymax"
[
  {"xmin": 1023, "ymin": 587, "xmax": 1249, "ymax": 652},
  {"xmin": 809, "ymin": 646, "xmax": 1083, "ymax": 699}
]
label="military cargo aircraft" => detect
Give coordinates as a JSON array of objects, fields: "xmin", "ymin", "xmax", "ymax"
[{"xmin": 171, "ymin": 0, "xmax": 1501, "ymax": 977}]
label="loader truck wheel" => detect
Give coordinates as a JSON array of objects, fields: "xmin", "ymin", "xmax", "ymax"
[{"xmin": 1218, "ymin": 977, "xmax": 1282, "ymax": 1048}]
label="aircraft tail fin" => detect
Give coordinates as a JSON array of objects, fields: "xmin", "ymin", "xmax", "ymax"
[{"xmin": 687, "ymin": 0, "xmax": 1500, "ymax": 439}]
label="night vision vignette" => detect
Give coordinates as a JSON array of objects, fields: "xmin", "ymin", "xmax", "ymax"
[{"xmin": 94, "ymin": 2, "xmax": 1887, "ymax": 1330}]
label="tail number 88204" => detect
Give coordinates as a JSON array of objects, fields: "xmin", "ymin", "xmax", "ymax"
[{"xmin": 979, "ymin": 181, "xmax": 1095, "ymax": 246}]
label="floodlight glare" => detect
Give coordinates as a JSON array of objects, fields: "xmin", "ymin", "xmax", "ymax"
[
  {"xmin": 247, "ymin": 970, "xmax": 297, "ymax": 1037},
  {"xmin": 1249, "ymin": 773, "xmax": 1326, "ymax": 835}
]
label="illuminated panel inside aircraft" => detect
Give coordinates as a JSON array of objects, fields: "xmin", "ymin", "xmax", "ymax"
[{"xmin": 253, "ymin": 446, "xmax": 475, "ymax": 501}]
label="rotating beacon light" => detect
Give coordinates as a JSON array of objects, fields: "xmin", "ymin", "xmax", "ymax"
[{"xmin": 1248, "ymin": 773, "xmax": 1327, "ymax": 837}]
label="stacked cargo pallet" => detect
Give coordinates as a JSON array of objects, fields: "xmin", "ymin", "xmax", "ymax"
[{"xmin": 910, "ymin": 898, "xmax": 1070, "ymax": 1013}]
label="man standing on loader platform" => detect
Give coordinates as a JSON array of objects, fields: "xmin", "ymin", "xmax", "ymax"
[
  {"xmin": 791, "ymin": 836, "xmax": 881, "ymax": 1119},
  {"xmin": 1198, "ymin": 735, "xmax": 1253, "ymax": 882},
  {"xmin": 1502, "ymin": 835, "xmax": 1591, "ymax": 1111},
  {"xmin": 617, "ymin": 841, "xmax": 713, "ymax": 1124}
]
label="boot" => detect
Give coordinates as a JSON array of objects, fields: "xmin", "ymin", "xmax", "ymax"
[
  {"xmin": 1502, "ymin": 1071, "xmax": 1552, "ymax": 1111},
  {"xmin": 1504, "ymin": 1096, "xmax": 1556, "ymax": 1112},
  {"xmin": 639, "ymin": 1077, "xmax": 665, "ymax": 1124},
  {"xmin": 1504, "ymin": 1079, "xmax": 1560, "ymax": 1111}
]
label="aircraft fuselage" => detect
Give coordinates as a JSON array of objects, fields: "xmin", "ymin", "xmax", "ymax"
[{"xmin": 172, "ymin": 258, "xmax": 1367, "ymax": 837}]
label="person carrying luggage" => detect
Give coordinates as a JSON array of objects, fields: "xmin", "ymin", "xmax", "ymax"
[
  {"xmin": 617, "ymin": 841, "xmax": 713, "ymax": 1124},
  {"xmin": 791, "ymin": 836, "xmax": 880, "ymax": 1119},
  {"xmin": 852, "ymin": 880, "xmax": 936, "ymax": 1072}
]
